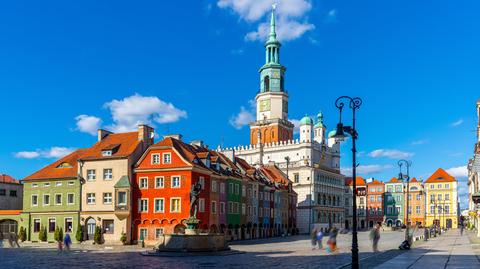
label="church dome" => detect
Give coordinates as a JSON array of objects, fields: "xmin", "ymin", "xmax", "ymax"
[
  {"xmin": 300, "ymin": 115, "xmax": 313, "ymax": 126},
  {"xmin": 314, "ymin": 111, "xmax": 324, "ymax": 128},
  {"xmin": 328, "ymin": 129, "xmax": 337, "ymax": 138}
]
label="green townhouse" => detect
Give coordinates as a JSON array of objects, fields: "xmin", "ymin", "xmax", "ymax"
[
  {"xmin": 226, "ymin": 175, "xmax": 242, "ymax": 239},
  {"xmin": 22, "ymin": 149, "xmax": 85, "ymax": 242},
  {"xmin": 384, "ymin": 177, "xmax": 405, "ymax": 228}
]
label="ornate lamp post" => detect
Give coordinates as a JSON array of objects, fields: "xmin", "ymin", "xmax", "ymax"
[
  {"xmin": 398, "ymin": 160, "xmax": 412, "ymax": 244},
  {"xmin": 332, "ymin": 96, "xmax": 362, "ymax": 269}
]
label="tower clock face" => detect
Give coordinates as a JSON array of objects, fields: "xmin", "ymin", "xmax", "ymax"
[
  {"xmin": 271, "ymin": 71, "xmax": 280, "ymax": 79},
  {"xmin": 259, "ymin": 99, "xmax": 271, "ymax": 112}
]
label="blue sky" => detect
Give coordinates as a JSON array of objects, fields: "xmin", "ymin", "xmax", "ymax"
[{"xmin": 1, "ymin": 0, "xmax": 479, "ymax": 207}]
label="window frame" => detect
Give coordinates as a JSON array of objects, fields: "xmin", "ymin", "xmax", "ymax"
[
  {"xmin": 170, "ymin": 197, "xmax": 181, "ymax": 213},
  {"xmin": 86, "ymin": 169, "xmax": 96, "ymax": 181},
  {"xmin": 171, "ymin": 176, "xmax": 181, "ymax": 188},
  {"xmin": 151, "ymin": 153, "xmax": 161, "ymax": 164},
  {"xmin": 67, "ymin": 193, "xmax": 75, "ymax": 205},
  {"xmin": 87, "ymin": 193, "xmax": 96, "ymax": 205},
  {"xmin": 103, "ymin": 192, "xmax": 113, "ymax": 205},
  {"xmin": 31, "ymin": 194, "xmax": 39, "ymax": 207},
  {"xmin": 139, "ymin": 198, "xmax": 149, "ymax": 213},
  {"xmin": 139, "ymin": 177, "xmax": 149, "ymax": 189},
  {"xmin": 155, "ymin": 176, "xmax": 164, "ymax": 189},
  {"xmin": 103, "ymin": 168, "xmax": 113, "ymax": 181},
  {"xmin": 55, "ymin": 193, "xmax": 62, "ymax": 205},
  {"xmin": 154, "ymin": 198, "xmax": 165, "ymax": 213},
  {"xmin": 163, "ymin": 153, "xmax": 172, "ymax": 164}
]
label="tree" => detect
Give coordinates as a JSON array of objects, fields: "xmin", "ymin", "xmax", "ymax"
[
  {"xmin": 18, "ymin": 226, "xmax": 26, "ymax": 242},
  {"xmin": 59, "ymin": 227, "xmax": 64, "ymax": 242},
  {"xmin": 75, "ymin": 223, "xmax": 83, "ymax": 242},
  {"xmin": 93, "ymin": 226, "xmax": 102, "ymax": 245},
  {"xmin": 39, "ymin": 226, "xmax": 47, "ymax": 242},
  {"xmin": 54, "ymin": 226, "xmax": 60, "ymax": 242}
]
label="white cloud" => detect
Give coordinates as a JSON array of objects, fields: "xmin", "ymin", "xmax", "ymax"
[
  {"xmin": 325, "ymin": 9, "xmax": 337, "ymax": 23},
  {"xmin": 230, "ymin": 106, "xmax": 255, "ymax": 130},
  {"xmin": 218, "ymin": 0, "xmax": 315, "ymax": 42},
  {"xmin": 291, "ymin": 119, "xmax": 301, "ymax": 134},
  {"xmin": 368, "ymin": 149, "xmax": 414, "ymax": 159},
  {"xmin": 342, "ymin": 164, "xmax": 393, "ymax": 177},
  {"xmin": 75, "ymin": 115, "xmax": 102, "ymax": 136},
  {"xmin": 104, "ymin": 93, "xmax": 187, "ymax": 133},
  {"xmin": 14, "ymin": 147, "xmax": 76, "ymax": 159},
  {"xmin": 451, "ymin": 118, "xmax": 464, "ymax": 127},
  {"xmin": 446, "ymin": 165, "xmax": 468, "ymax": 178},
  {"xmin": 411, "ymin": 139, "xmax": 428, "ymax": 146}
]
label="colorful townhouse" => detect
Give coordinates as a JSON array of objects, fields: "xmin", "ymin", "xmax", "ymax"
[
  {"xmin": 406, "ymin": 178, "xmax": 425, "ymax": 226},
  {"xmin": 22, "ymin": 149, "xmax": 86, "ymax": 242},
  {"xmin": 385, "ymin": 177, "xmax": 405, "ymax": 227},
  {"xmin": 0, "ymin": 174, "xmax": 26, "ymax": 236},
  {"xmin": 345, "ymin": 177, "xmax": 367, "ymax": 230},
  {"xmin": 79, "ymin": 125, "xmax": 154, "ymax": 244},
  {"xmin": 425, "ymin": 168, "xmax": 459, "ymax": 228},
  {"xmin": 366, "ymin": 179, "xmax": 385, "ymax": 228},
  {"xmin": 132, "ymin": 136, "xmax": 215, "ymax": 244}
]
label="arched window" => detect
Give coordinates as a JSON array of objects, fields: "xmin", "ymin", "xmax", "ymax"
[
  {"xmin": 280, "ymin": 76, "xmax": 284, "ymax": 91},
  {"xmin": 264, "ymin": 76, "xmax": 270, "ymax": 92}
]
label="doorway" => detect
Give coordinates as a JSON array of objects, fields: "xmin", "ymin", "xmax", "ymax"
[{"xmin": 87, "ymin": 218, "xmax": 96, "ymax": 240}]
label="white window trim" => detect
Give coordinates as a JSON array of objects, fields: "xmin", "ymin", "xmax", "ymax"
[
  {"xmin": 64, "ymin": 217, "xmax": 73, "ymax": 232},
  {"xmin": 55, "ymin": 193, "xmax": 62, "ymax": 205},
  {"xmin": 87, "ymin": 193, "xmax": 96, "ymax": 205},
  {"xmin": 151, "ymin": 153, "xmax": 161, "ymax": 164},
  {"xmin": 48, "ymin": 218, "xmax": 56, "ymax": 232},
  {"xmin": 67, "ymin": 193, "xmax": 75, "ymax": 205},
  {"xmin": 86, "ymin": 169, "xmax": 96, "ymax": 181},
  {"xmin": 170, "ymin": 197, "xmax": 181, "ymax": 213},
  {"xmin": 199, "ymin": 198, "xmax": 205, "ymax": 212},
  {"xmin": 31, "ymin": 194, "xmax": 38, "ymax": 207},
  {"xmin": 163, "ymin": 153, "xmax": 172, "ymax": 164},
  {"xmin": 56, "ymin": 182, "xmax": 62, "ymax": 187},
  {"xmin": 139, "ymin": 198, "xmax": 149, "ymax": 213},
  {"xmin": 33, "ymin": 218, "xmax": 41, "ymax": 232},
  {"xmin": 68, "ymin": 181, "xmax": 75, "ymax": 186},
  {"xmin": 154, "ymin": 198, "xmax": 165, "ymax": 213},
  {"xmin": 171, "ymin": 175, "xmax": 181, "ymax": 188},
  {"xmin": 155, "ymin": 176, "xmax": 164, "ymax": 189},
  {"xmin": 211, "ymin": 201, "xmax": 217, "ymax": 214},
  {"xmin": 139, "ymin": 228, "xmax": 148, "ymax": 239},
  {"xmin": 103, "ymin": 168, "xmax": 113, "ymax": 181},
  {"xmin": 155, "ymin": 228, "xmax": 164, "ymax": 239},
  {"xmin": 103, "ymin": 192, "xmax": 113, "ymax": 205},
  {"xmin": 139, "ymin": 177, "xmax": 149, "ymax": 189},
  {"xmin": 32, "ymin": 184, "xmax": 38, "ymax": 188}
]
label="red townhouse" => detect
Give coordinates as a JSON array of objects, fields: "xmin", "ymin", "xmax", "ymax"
[{"xmin": 366, "ymin": 179, "xmax": 385, "ymax": 228}]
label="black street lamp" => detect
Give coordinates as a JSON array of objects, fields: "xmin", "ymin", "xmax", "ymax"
[
  {"xmin": 398, "ymin": 160, "xmax": 412, "ymax": 245},
  {"xmin": 332, "ymin": 96, "xmax": 362, "ymax": 269}
]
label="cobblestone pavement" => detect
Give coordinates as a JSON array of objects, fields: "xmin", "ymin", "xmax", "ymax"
[{"xmin": 0, "ymin": 230, "xmax": 420, "ymax": 269}]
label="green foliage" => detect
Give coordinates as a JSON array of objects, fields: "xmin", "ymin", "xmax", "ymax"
[
  {"xmin": 54, "ymin": 226, "xmax": 60, "ymax": 242},
  {"xmin": 93, "ymin": 226, "xmax": 102, "ymax": 245},
  {"xmin": 75, "ymin": 224, "xmax": 83, "ymax": 242},
  {"xmin": 59, "ymin": 227, "xmax": 64, "ymax": 242},
  {"xmin": 39, "ymin": 226, "xmax": 47, "ymax": 242},
  {"xmin": 18, "ymin": 227, "xmax": 26, "ymax": 242},
  {"xmin": 120, "ymin": 232, "xmax": 127, "ymax": 245}
]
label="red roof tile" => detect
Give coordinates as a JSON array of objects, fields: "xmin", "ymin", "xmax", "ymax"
[
  {"xmin": 345, "ymin": 177, "xmax": 366, "ymax": 186},
  {"xmin": 410, "ymin": 177, "xmax": 418, "ymax": 183},
  {"xmin": 368, "ymin": 179, "xmax": 385, "ymax": 185},
  {"xmin": 23, "ymin": 149, "xmax": 87, "ymax": 181},
  {"xmin": 80, "ymin": 132, "xmax": 140, "ymax": 160},
  {"xmin": 0, "ymin": 174, "xmax": 19, "ymax": 184},
  {"xmin": 388, "ymin": 177, "xmax": 401, "ymax": 183},
  {"xmin": 425, "ymin": 168, "xmax": 456, "ymax": 183}
]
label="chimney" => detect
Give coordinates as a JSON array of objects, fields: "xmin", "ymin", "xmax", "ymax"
[
  {"xmin": 224, "ymin": 149, "xmax": 236, "ymax": 163},
  {"xmin": 138, "ymin": 125, "xmax": 154, "ymax": 146},
  {"xmin": 190, "ymin": 140, "xmax": 204, "ymax": 148},
  {"xmin": 163, "ymin": 134, "xmax": 183, "ymax": 141},
  {"xmin": 98, "ymin": 129, "xmax": 113, "ymax": 142}
]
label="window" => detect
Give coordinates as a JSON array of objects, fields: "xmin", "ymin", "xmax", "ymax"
[
  {"xmin": 56, "ymin": 182, "xmax": 62, "ymax": 187},
  {"xmin": 259, "ymin": 207, "xmax": 263, "ymax": 217},
  {"xmin": 294, "ymin": 173, "xmax": 299, "ymax": 183},
  {"xmin": 87, "ymin": 193, "xmax": 96, "ymax": 204},
  {"xmin": 44, "ymin": 183, "xmax": 50, "ymax": 187},
  {"xmin": 199, "ymin": 198, "xmax": 205, "ymax": 212},
  {"xmin": 242, "ymin": 203, "xmax": 246, "ymax": 215},
  {"xmin": 228, "ymin": 202, "xmax": 233, "ymax": 214},
  {"xmin": 170, "ymin": 198, "xmax": 181, "ymax": 213},
  {"xmin": 44, "ymin": 194, "xmax": 50, "ymax": 205},
  {"xmin": 67, "ymin": 193, "xmax": 74, "ymax": 205},
  {"xmin": 445, "ymin": 184, "xmax": 450, "ymax": 189},
  {"xmin": 408, "ymin": 194, "xmax": 412, "ymax": 201},
  {"xmin": 264, "ymin": 75, "xmax": 270, "ymax": 91},
  {"xmin": 172, "ymin": 176, "xmax": 181, "ymax": 188},
  {"xmin": 55, "ymin": 194, "xmax": 62, "ymax": 205},
  {"xmin": 395, "ymin": 186, "xmax": 402, "ymax": 192},
  {"xmin": 68, "ymin": 181, "xmax": 74, "ymax": 186},
  {"xmin": 103, "ymin": 169, "xmax": 113, "ymax": 180},
  {"xmin": 32, "ymin": 184, "xmax": 38, "ymax": 188},
  {"xmin": 102, "ymin": 150, "xmax": 112, "ymax": 156},
  {"xmin": 139, "ymin": 229, "xmax": 148, "ymax": 240},
  {"xmin": 220, "ymin": 202, "xmax": 225, "ymax": 214},
  {"xmin": 199, "ymin": 177, "xmax": 205, "ymax": 189},
  {"xmin": 103, "ymin": 220, "xmax": 114, "ymax": 234},
  {"xmin": 242, "ymin": 185, "xmax": 246, "ymax": 197},
  {"xmin": 377, "ymin": 195, "xmax": 382, "ymax": 202},
  {"xmin": 211, "ymin": 201, "xmax": 217, "ymax": 214},
  {"xmin": 32, "ymin": 195, "xmax": 38, "ymax": 206},
  {"xmin": 220, "ymin": 183, "xmax": 225, "ymax": 194},
  {"xmin": 430, "ymin": 185, "xmax": 434, "ymax": 189},
  {"xmin": 155, "ymin": 228, "xmax": 164, "ymax": 239},
  {"xmin": 118, "ymin": 191, "xmax": 127, "ymax": 205},
  {"xmin": 228, "ymin": 183, "xmax": 234, "ymax": 194},
  {"xmin": 163, "ymin": 153, "xmax": 171, "ymax": 164},
  {"xmin": 445, "ymin": 194, "xmax": 450, "ymax": 201},
  {"xmin": 87, "ymin": 169, "xmax": 96, "ymax": 181},
  {"xmin": 155, "ymin": 177, "xmax": 164, "ymax": 188},
  {"xmin": 387, "ymin": 206, "xmax": 393, "ymax": 214},
  {"xmin": 387, "ymin": 186, "xmax": 393, "ymax": 192},
  {"xmin": 103, "ymin": 193, "xmax": 113, "ymax": 204},
  {"xmin": 139, "ymin": 199, "xmax": 148, "ymax": 213},
  {"xmin": 0, "ymin": 189, "xmax": 5, "ymax": 196},
  {"xmin": 416, "ymin": 194, "xmax": 421, "ymax": 201},
  {"xmin": 10, "ymin": 190, "xmax": 17, "ymax": 197},
  {"xmin": 152, "ymin": 154, "xmax": 160, "ymax": 164},
  {"xmin": 154, "ymin": 198, "xmax": 164, "ymax": 213},
  {"xmin": 430, "ymin": 194, "xmax": 435, "ymax": 202},
  {"xmin": 430, "ymin": 205, "xmax": 435, "ymax": 214},
  {"xmin": 437, "ymin": 184, "xmax": 442, "ymax": 189},
  {"xmin": 445, "ymin": 205, "xmax": 450, "ymax": 214},
  {"xmin": 377, "ymin": 187, "xmax": 382, "ymax": 192},
  {"xmin": 370, "ymin": 196, "xmax": 374, "ymax": 202},
  {"xmin": 33, "ymin": 219, "xmax": 41, "ymax": 233},
  {"xmin": 408, "ymin": 206, "xmax": 412, "ymax": 214},
  {"xmin": 139, "ymin": 177, "xmax": 148, "ymax": 189},
  {"xmin": 235, "ymin": 185, "xmax": 240, "ymax": 195},
  {"xmin": 211, "ymin": 180, "xmax": 217, "ymax": 192},
  {"xmin": 48, "ymin": 218, "xmax": 56, "ymax": 233},
  {"xmin": 438, "ymin": 194, "xmax": 442, "ymax": 201},
  {"xmin": 416, "ymin": 206, "xmax": 421, "ymax": 214}
]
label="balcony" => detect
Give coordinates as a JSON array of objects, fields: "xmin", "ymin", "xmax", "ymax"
[{"xmin": 115, "ymin": 204, "xmax": 130, "ymax": 220}]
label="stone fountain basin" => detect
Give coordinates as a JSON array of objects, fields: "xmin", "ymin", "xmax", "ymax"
[{"xmin": 156, "ymin": 233, "xmax": 229, "ymax": 252}]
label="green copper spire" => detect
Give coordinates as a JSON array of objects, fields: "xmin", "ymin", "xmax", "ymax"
[{"xmin": 268, "ymin": 4, "xmax": 277, "ymax": 43}]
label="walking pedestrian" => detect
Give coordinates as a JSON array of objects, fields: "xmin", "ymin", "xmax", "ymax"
[
  {"xmin": 370, "ymin": 224, "xmax": 381, "ymax": 252},
  {"xmin": 64, "ymin": 231, "xmax": 72, "ymax": 251},
  {"xmin": 460, "ymin": 222, "xmax": 464, "ymax": 236},
  {"xmin": 0, "ymin": 231, "xmax": 4, "ymax": 248},
  {"xmin": 57, "ymin": 239, "xmax": 63, "ymax": 253},
  {"xmin": 11, "ymin": 232, "xmax": 20, "ymax": 248},
  {"xmin": 326, "ymin": 227, "xmax": 338, "ymax": 254},
  {"xmin": 316, "ymin": 230, "xmax": 324, "ymax": 250},
  {"xmin": 310, "ymin": 228, "xmax": 318, "ymax": 250}
]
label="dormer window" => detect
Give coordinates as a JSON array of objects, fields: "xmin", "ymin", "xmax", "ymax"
[
  {"xmin": 216, "ymin": 163, "xmax": 220, "ymax": 170},
  {"xmin": 152, "ymin": 154, "xmax": 160, "ymax": 164},
  {"xmin": 102, "ymin": 150, "xmax": 112, "ymax": 157},
  {"xmin": 163, "ymin": 153, "xmax": 171, "ymax": 164},
  {"xmin": 205, "ymin": 159, "xmax": 211, "ymax": 167},
  {"xmin": 101, "ymin": 144, "xmax": 120, "ymax": 157}
]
